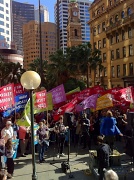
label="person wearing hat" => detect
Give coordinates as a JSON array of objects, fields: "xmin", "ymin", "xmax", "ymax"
[
  {"xmin": 1, "ymin": 121, "xmax": 13, "ymax": 143},
  {"xmin": 96, "ymin": 136, "xmax": 111, "ymax": 180}
]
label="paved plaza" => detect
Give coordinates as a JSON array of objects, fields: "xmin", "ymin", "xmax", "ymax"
[{"xmin": 13, "ymin": 142, "xmax": 134, "ymax": 180}]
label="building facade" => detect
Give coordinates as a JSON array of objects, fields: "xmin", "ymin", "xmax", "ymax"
[
  {"xmin": 0, "ymin": 0, "xmax": 12, "ymax": 49},
  {"xmin": 35, "ymin": 5, "xmax": 49, "ymax": 22},
  {"xmin": 89, "ymin": 0, "xmax": 134, "ymax": 88},
  {"xmin": 54, "ymin": 0, "xmax": 91, "ymax": 53},
  {"xmin": 23, "ymin": 20, "xmax": 57, "ymax": 70},
  {"xmin": 12, "ymin": 1, "xmax": 35, "ymax": 54},
  {"xmin": 67, "ymin": 0, "xmax": 82, "ymax": 47}
]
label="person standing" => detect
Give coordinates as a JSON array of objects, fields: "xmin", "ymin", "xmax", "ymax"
[
  {"xmin": 37, "ymin": 122, "xmax": 49, "ymax": 163},
  {"xmin": 5, "ymin": 138, "xmax": 15, "ymax": 179},
  {"xmin": 1, "ymin": 121, "xmax": 14, "ymax": 143},
  {"xmin": 97, "ymin": 136, "xmax": 111, "ymax": 180},
  {"xmin": 81, "ymin": 113, "xmax": 91, "ymax": 150},
  {"xmin": 54, "ymin": 115, "xmax": 68, "ymax": 158}
]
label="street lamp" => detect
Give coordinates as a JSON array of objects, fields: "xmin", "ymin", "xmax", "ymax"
[{"xmin": 20, "ymin": 71, "xmax": 41, "ymax": 180}]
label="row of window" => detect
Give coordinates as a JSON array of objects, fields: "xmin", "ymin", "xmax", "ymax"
[
  {"xmin": 102, "ymin": 45, "xmax": 133, "ymax": 62},
  {"xmin": 99, "ymin": 62, "xmax": 134, "ymax": 78},
  {"xmin": 111, "ymin": 63, "xmax": 133, "ymax": 78}
]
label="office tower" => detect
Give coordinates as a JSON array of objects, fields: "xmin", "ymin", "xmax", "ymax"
[
  {"xmin": 0, "ymin": 0, "xmax": 12, "ymax": 49},
  {"xmin": 35, "ymin": 5, "xmax": 49, "ymax": 22},
  {"xmin": 89, "ymin": 0, "xmax": 134, "ymax": 88},
  {"xmin": 23, "ymin": 20, "xmax": 57, "ymax": 70},
  {"xmin": 12, "ymin": 1, "xmax": 35, "ymax": 54},
  {"xmin": 54, "ymin": 0, "xmax": 92, "ymax": 53}
]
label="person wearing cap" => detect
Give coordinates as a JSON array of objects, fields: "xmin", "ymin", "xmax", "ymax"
[{"xmin": 1, "ymin": 121, "xmax": 13, "ymax": 143}]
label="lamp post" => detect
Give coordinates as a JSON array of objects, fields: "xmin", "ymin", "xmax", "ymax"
[{"xmin": 20, "ymin": 71, "xmax": 41, "ymax": 180}]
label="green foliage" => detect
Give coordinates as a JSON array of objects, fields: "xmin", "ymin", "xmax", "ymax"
[{"xmin": 64, "ymin": 78, "xmax": 86, "ymax": 92}]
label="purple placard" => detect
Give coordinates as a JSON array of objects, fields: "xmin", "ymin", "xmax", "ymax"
[{"xmin": 49, "ymin": 84, "xmax": 66, "ymax": 104}]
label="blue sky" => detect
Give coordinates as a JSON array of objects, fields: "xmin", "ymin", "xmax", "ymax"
[{"xmin": 17, "ymin": 0, "xmax": 56, "ymax": 22}]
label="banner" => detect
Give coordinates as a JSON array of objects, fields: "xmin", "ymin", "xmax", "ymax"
[
  {"xmin": 49, "ymin": 84, "xmax": 66, "ymax": 104},
  {"xmin": 75, "ymin": 94, "xmax": 98, "ymax": 112},
  {"xmin": 35, "ymin": 90, "xmax": 47, "ymax": 109},
  {"xmin": 66, "ymin": 87, "xmax": 80, "ymax": 95},
  {"xmin": 95, "ymin": 93, "xmax": 113, "ymax": 111},
  {"xmin": 0, "ymin": 83, "xmax": 14, "ymax": 111},
  {"xmin": 14, "ymin": 83, "xmax": 24, "ymax": 96},
  {"xmin": 34, "ymin": 124, "xmax": 39, "ymax": 145},
  {"xmin": 15, "ymin": 92, "xmax": 29, "ymax": 113}
]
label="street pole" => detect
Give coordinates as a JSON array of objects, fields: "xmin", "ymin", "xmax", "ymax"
[
  {"xmin": 30, "ymin": 90, "xmax": 37, "ymax": 180},
  {"xmin": 39, "ymin": 0, "xmax": 43, "ymax": 87}
]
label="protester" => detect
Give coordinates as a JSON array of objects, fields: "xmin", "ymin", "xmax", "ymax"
[
  {"xmin": 54, "ymin": 115, "xmax": 68, "ymax": 158},
  {"xmin": 104, "ymin": 169, "xmax": 119, "ymax": 180},
  {"xmin": 0, "ymin": 139, "xmax": 5, "ymax": 170},
  {"xmin": 81, "ymin": 113, "xmax": 91, "ymax": 150},
  {"xmin": 37, "ymin": 122, "xmax": 49, "ymax": 163},
  {"xmin": 1, "ymin": 121, "xmax": 14, "ymax": 143},
  {"xmin": 97, "ymin": 136, "xmax": 111, "ymax": 180},
  {"xmin": 18, "ymin": 126, "xmax": 29, "ymax": 157},
  {"xmin": 100, "ymin": 110, "xmax": 123, "ymax": 151},
  {"xmin": 5, "ymin": 138, "xmax": 15, "ymax": 179}
]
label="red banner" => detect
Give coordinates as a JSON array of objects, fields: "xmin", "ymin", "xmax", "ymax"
[
  {"xmin": 35, "ymin": 90, "xmax": 47, "ymax": 109},
  {"xmin": 0, "ymin": 83, "xmax": 14, "ymax": 111},
  {"xmin": 14, "ymin": 83, "xmax": 25, "ymax": 96}
]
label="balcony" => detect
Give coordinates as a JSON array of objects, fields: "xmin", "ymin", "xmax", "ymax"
[{"xmin": 106, "ymin": 13, "xmax": 134, "ymax": 34}]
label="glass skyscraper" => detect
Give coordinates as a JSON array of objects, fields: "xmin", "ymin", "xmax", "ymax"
[{"xmin": 12, "ymin": 1, "xmax": 35, "ymax": 54}]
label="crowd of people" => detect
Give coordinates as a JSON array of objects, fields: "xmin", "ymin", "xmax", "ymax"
[{"xmin": 0, "ymin": 107, "xmax": 133, "ymax": 179}]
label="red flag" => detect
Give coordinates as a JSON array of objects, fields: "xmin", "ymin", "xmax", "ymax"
[
  {"xmin": 14, "ymin": 83, "xmax": 25, "ymax": 96},
  {"xmin": 35, "ymin": 90, "xmax": 47, "ymax": 109},
  {"xmin": 0, "ymin": 83, "xmax": 14, "ymax": 111}
]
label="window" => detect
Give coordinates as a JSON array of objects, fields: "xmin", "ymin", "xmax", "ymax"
[
  {"xmin": 104, "ymin": 67, "xmax": 107, "ymax": 77},
  {"xmin": 111, "ymin": 66, "xmax": 115, "ymax": 77},
  {"xmin": 94, "ymin": 42, "xmax": 97, "ymax": 49},
  {"xmin": 94, "ymin": 28, "xmax": 96, "ymax": 36},
  {"xmin": 74, "ymin": 29, "xmax": 77, "ymax": 36},
  {"xmin": 110, "ymin": 35, "xmax": 114, "ymax": 44},
  {"xmin": 6, "ymin": 3, "xmax": 8, "ymax": 7},
  {"xmin": 6, "ymin": 23, "xmax": 9, "ymax": 28},
  {"xmin": 115, "ymin": 15, "xmax": 119, "ymax": 22},
  {"xmin": 117, "ymin": 65, "xmax": 120, "ymax": 77},
  {"xmin": 0, "ymin": 13, "xmax": 4, "ymax": 18},
  {"xmin": 129, "ymin": 45, "xmax": 133, "ymax": 56},
  {"xmin": 0, "ymin": 28, "xmax": 4, "ymax": 32},
  {"xmin": 98, "ymin": 40, "xmax": 101, "ymax": 49},
  {"xmin": 102, "ymin": 22, "xmax": 105, "ymax": 31},
  {"xmin": 116, "ymin": 49, "xmax": 120, "ymax": 59},
  {"xmin": 0, "ymin": 7, "xmax": 4, "ymax": 11},
  {"xmin": 103, "ymin": 53, "xmax": 106, "ymax": 62},
  {"xmin": 121, "ymin": 11, "xmax": 125, "ymax": 18},
  {"xmin": 129, "ymin": 63, "xmax": 133, "ymax": 75},
  {"xmin": 111, "ymin": 50, "xmax": 114, "ymax": 60},
  {"xmin": 122, "ymin": 30, "xmax": 125, "ymax": 40},
  {"xmin": 0, "ymin": 0, "xmax": 4, "ymax": 4},
  {"xmin": 98, "ymin": 24, "xmax": 101, "ymax": 34},
  {"xmin": 128, "ymin": 27, "xmax": 132, "ymax": 38},
  {"xmin": 116, "ymin": 33, "xmax": 119, "ymax": 42},
  {"xmin": 6, "ymin": 17, "xmax": 9, "ymax": 21},
  {"xmin": 6, "ymin": 30, "xmax": 9, "ymax": 35},
  {"xmin": 103, "ymin": 38, "xmax": 106, "ymax": 48},
  {"xmin": 0, "ymin": 20, "xmax": 4, "ymax": 25},
  {"xmin": 123, "ymin": 64, "xmax": 126, "ymax": 76},
  {"xmin": 7, "ymin": 37, "xmax": 9, "ymax": 41},
  {"xmin": 127, "ymin": 7, "xmax": 131, "ymax": 16},
  {"xmin": 122, "ymin": 47, "xmax": 126, "ymax": 57},
  {"xmin": 6, "ymin": 10, "xmax": 9, "ymax": 14},
  {"xmin": 110, "ymin": 18, "xmax": 113, "ymax": 25}
]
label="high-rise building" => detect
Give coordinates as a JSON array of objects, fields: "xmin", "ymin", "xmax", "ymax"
[
  {"xmin": 54, "ymin": 0, "xmax": 92, "ymax": 53},
  {"xmin": 12, "ymin": 1, "xmax": 35, "ymax": 54},
  {"xmin": 35, "ymin": 5, "xmax": 49, "ymax": 22},
  {"xmin": 89, "ymin": 0, "xmax": 134, "ymax": 88},
  {"xmin": 0, "ymin": 0, "xmax": 12, "ymax": 49},
  {"xmin": 23, "ymin": 20, "xmax": 57, "ymax": 70}
]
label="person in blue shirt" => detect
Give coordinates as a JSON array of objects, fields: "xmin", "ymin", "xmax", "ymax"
[{"xmin": 100, "ymin": 110, "xmax": 123, "ymax": 151}]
